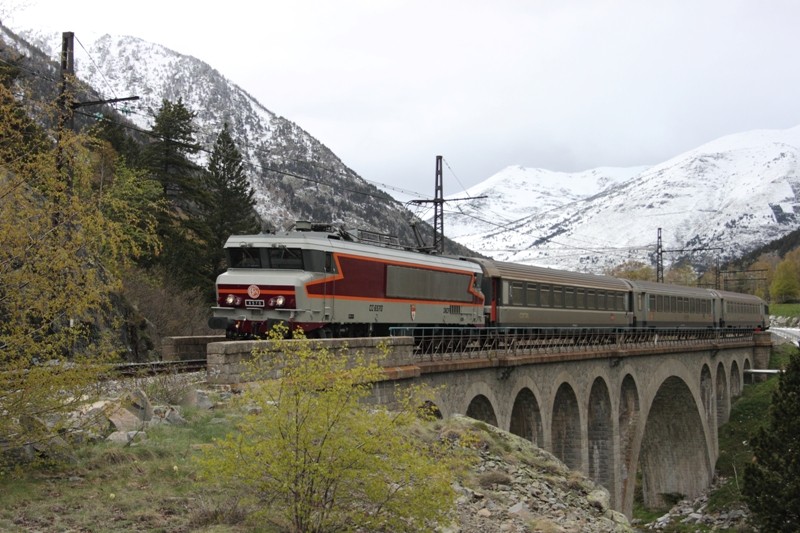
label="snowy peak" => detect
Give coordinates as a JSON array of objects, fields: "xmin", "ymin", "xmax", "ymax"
[{"xmin": 445, "ymin": 125, "xmax": 800, "ymax": 272}]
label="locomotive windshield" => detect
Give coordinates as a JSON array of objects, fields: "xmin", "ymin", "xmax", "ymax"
[{"xmin": 226, "ymin": 247, "xmax": 304, "ymax": 269}]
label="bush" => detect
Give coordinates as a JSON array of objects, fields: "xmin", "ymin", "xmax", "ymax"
[{"xmin": 196, "ymin": 327, "xmax": 457, "ymax": 532}]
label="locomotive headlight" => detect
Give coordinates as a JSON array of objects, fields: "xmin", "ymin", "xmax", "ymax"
[
  {"xmin": 268, "ymin": 295, "xmax": 286, "ymax": 307},
  {"xmin": 224, "ymin": 294, "xmax": 242, "ymax": 306},
  {"xmin": 274, "ymin": 295, "xmax": 286, "ymax": 307}
]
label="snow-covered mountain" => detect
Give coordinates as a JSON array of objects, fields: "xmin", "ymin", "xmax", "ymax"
[
  {"xmin": 442, "ymin": 126, "xmax": 800, "ymax": 273},
  {"xmin": 0, "ymin": 25, "xmax": 434, "ymax": 248},
  {"xmin": 4, "ymin": 23, "xmax": 800, "ymax": 275}
]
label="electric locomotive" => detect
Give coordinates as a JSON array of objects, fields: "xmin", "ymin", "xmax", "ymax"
[{"xmin": 208, "ymin": 222, "xmax": 485, "ymax": 338}]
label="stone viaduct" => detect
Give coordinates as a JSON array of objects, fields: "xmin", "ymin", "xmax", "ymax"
[{"xmin": 177, "ymin": 330, "xmax": 773, "ymax": 517}]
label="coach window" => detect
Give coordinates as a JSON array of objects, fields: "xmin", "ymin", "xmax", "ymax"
[
  {"xmin": 511, "ymin": 282, "xmax": 525, "ymax": 306},
  {"xmin": 598, "ymin": 291, "xmax": 607, "ymax": 310},
  {"xmin": 576, "ymin": 289, "xmax": 586, "ymax": 309},
  {"xmin": 553, "ymin": 287, "xmax": 564, "ymax": 308},
  {"xmin": 565, "ymin": 288, "xmax": 575, "ymax": 308},
  {"xmin": 540, "ymin": 285, "xmax": 551, "ymax": 307},
  {"xmin": 587, "ymin": 290, "xmax": 596, "ymax": 309},
  {"xmin": 527, "ymin": 284, "xmax": 539, "ymax": 307},
  {"xmin": 648, "ymin": 294, "xmax": 655, "ymax": 312}
]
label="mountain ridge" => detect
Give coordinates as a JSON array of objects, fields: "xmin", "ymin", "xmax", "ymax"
[
  {"xmin": 443, "ymin": 125, "xmax": 800, "ymax": 273},
  {"xmin": 4, "ymin": 23, "xmax": 800, "ymax": 275}
]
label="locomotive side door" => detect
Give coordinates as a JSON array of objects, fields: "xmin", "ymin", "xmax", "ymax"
[{"xmin": 324, "ymin": 251, "xmax": 334, "ymax": 322}]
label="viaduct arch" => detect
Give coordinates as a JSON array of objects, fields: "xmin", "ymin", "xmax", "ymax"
[
  {"xmin": 205, "ymin": 331, "xmax": 772, "ymax": 517},
  {"xmin": 417, "ymin": 344, "xmax": 764, "ymax": 517}
]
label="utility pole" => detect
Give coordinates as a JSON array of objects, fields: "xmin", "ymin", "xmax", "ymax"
[
  {"xmin": 409, "ymin": 155, "xmax": 485, "ymax": 254},
  {"xmin": 656, "ymin": 228, "xmax": 664, "ymax": 282},
  {"xmin": 56, "ymin": 31, "xmax": 140, "ymax": 191},
  {"xmin": 657, "ymin": 229, "xmax": 727, "ymax": 287},
  {"xmin": 56, "ymin": 32, "xmax": 75, "ymax": 189}
]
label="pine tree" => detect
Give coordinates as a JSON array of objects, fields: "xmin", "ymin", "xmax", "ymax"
[
  {"xmin": 142, "ymin": 98, "xmax": 208, "ymax": 289},
  {"xmin": 743, "ymin": 353, "xmax": 800, "ymax": 532},
  {"xmin": 202, "ymin": 123, "xmax": 261, "ymax": 281},
  {"xmin": 145, "ymin": 98, "xmax": 202, "ymax": 199}
]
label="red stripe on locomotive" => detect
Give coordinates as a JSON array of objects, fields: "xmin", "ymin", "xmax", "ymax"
[{"xmin": 305, "ymin": 252, "xmax": 483, "ymax": 305}]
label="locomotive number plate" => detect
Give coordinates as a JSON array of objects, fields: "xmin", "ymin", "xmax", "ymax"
[{"xmin": 245, "ymin": 299, "xmax": 265, "ymax": 307}]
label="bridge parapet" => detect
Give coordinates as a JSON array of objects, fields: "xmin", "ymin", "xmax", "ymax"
[
  {"xmin": 206, "ymin": 336, "xmax": 416, "ymax": 385},
  {"xmin": 162, "ymin": 335, "xmax": 225, "ymax": 361},
  {"xmin": 395, "ymin": 327, "xmax": 758, "ymax": 363}
]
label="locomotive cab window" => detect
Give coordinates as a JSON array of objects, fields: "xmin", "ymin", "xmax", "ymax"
[
  {"xmin": 268, "ymin": 247, "xmax": 303, "ymax": 270},
  {"xmin": 227, "ymin": 247, "xmax": 262, "ymax": 268}
]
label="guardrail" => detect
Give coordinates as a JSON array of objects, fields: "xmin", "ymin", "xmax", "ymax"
[{"xmin": 389, "ymin": 327, "xmax": 757, "ymax": 362}]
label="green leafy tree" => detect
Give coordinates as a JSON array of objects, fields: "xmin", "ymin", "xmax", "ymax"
[
  {"xmin": 0, "ymin": 83, "xmax": 157, "ymax": 454},
  {"xmin": 769, "ymin": 258, "xmax": 800, "ymax": 303},
  {"xmin": 606, "ymin": 260, "xmax": 656, "ymax": 281},
  {"xmin": 202, "ymin": 122, "xmax": 260, "ymax": 282},
  {"xmin": 197, "ymin": 328, "xmax": 457, "ymax": 532},
  {"xmin": 665, "ymin": 263, "xmax": 697, "ymax": 286},
  {"xmin": 743, "ymin": 353, "xmax": 800, "ymax": 531}
]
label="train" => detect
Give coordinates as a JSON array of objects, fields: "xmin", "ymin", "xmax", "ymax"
[{"xmin": 208, "ymin": 221, "xmax": 769, "ymax": 339}]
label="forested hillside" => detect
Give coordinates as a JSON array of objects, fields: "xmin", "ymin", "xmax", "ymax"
[{"xmin": 0, "ymin": 36, "xmax": 263, "ymax": 361}]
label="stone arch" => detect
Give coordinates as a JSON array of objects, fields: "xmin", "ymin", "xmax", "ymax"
[
  {"xmin": 618, "ymin": 374, "xmax": 640, "ymax": 511},
  {"xmin": 588, "ymin": 377, "xmax": 614, "ymax": 492},
  {"xmin": 743, "ymin": 359, "xmax": 753, "ymax": 385},
  {"xmin": 638, "ymin": 376, "xmax": 712, "ymax": 509},
  {"xmin": 730, "ymin": 360, "xmax": 741, "ymax": 398},
  {"xmin": 716, "ymin": 362, "xmax": 729, "ymax": 426},
  {"xmin": 700, "ymin": 364, "xmax": 713, "ymax": 424},
  {"xmin": 509, "ymin": 387, "xmax": 543, "ymax": 446},
  {"xmin": 551, "ymin": 382, "xmax": 581, "ymax": 470},
  {"xmin": 465, "ymin": 394, "xmax": 498, "ymax": 426}
]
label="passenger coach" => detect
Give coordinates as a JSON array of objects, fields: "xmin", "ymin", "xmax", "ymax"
[{"xmin": 466, "ymin": 258, "xmax": 632, "ymax": 328}]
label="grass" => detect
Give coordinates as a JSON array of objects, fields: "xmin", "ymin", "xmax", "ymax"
[
  {"xmin": 768, "ymin": 302, "xmax": 800, "ymax": 317},
  {"xmin": 0, "ymin": 407, "xmax": 241, "ymax": 533}
]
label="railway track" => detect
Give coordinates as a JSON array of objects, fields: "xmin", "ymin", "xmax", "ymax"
[{"xmin": 111, "ymin": 359, "xmax": 207, "ymax": 377}]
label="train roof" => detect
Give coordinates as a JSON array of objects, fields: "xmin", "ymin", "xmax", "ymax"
[
  {"xmin": 224, "ymin": 227, "xmax": 483, "ymax": 273},
  {"xmin": 707, "ymin": 289, "xmax": 766, "ymax": 303},
  {"xmin": 467, "ymin": 258, "xmax": 631, "ymax": 291},
  {"xmin": 623, "ymin": 279, "xmax": 715, "ymax": 297}
]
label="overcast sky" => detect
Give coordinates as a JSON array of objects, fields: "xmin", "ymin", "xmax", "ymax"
[{"xmin": 4, "ymin": 0, "xmax": 800, "ymax": 197}]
